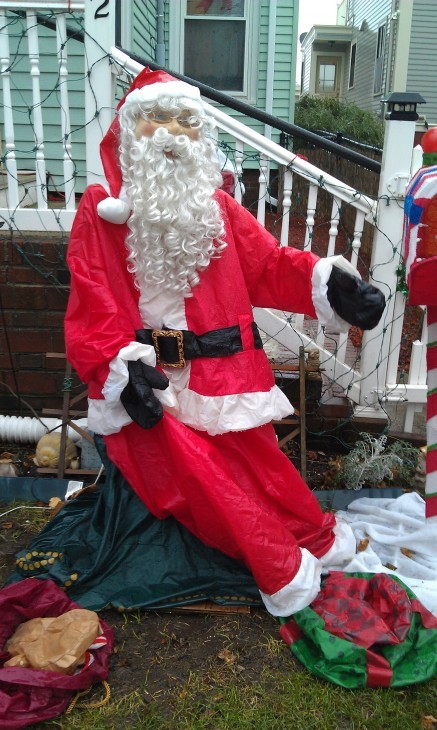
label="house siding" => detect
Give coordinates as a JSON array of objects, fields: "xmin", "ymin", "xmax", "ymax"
[
  {"xmin": 407, "ymin": 0, "xmax": 437, "ymax": 125},
  {"xmin": 0, "ymin": 13, "xmax": 86, "ymax": 194},
  {"xmin": 132, "ymin": 0, "xmax": 157, "ymax": 61},
  {"xmin": 341, "ymin": 0, "xmax": 392, "ymax": 116},
  {"xmin": 165, "ymin": 0, "xmax": 298, "ymax": 148}
]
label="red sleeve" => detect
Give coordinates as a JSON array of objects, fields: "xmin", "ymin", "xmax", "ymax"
[
  {"xmin": 219, "ymin": 190, "xmax": 319, "ymax": 318},
  {"xmin": 65, "ymin": 186, "xmax": 142, "ymax": 390}
]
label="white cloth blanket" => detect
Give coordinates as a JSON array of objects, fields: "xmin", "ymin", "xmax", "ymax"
[{"xmin": 326, "ymin": 492, "xmax": 437, "ymax": 616}]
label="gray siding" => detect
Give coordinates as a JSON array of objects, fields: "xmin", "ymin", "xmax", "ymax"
[
  {"xmin": 341, "ymin": 0, "xmax": 392, "ymax": 116},
  {"xmin": 301, "ymin": 44, "xmax": 311, "ymax": 96},
  {"xmin": 407, "ymin": 0, "xmax": 437, "ymax": 125}
]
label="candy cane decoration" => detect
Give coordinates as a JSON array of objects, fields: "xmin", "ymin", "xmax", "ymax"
[{"xmin": 404, "ymin": 128, "xmax": 437, "ymax": 519}]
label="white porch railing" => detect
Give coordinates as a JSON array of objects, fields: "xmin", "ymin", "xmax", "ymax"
[{"xmin": 0, "ymin": 2, "xmax": 427, "ymax": 432}]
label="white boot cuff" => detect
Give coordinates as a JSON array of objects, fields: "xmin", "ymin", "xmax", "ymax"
[{"xmin": 259, "ymin": 548, "xmax": 322, "ymax": 617}]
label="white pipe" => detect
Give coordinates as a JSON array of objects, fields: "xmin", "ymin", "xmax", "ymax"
[{"xmin": 0, "ymin": 416, "xmax": 88, "ymax": 444}]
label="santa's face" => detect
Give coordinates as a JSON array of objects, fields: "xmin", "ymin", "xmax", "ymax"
[{"xmin": 135, "ymin": 109, "xmax": 200, "ymax": 141}]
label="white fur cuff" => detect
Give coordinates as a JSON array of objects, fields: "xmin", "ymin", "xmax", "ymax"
[{"xmin": 259, "ymin": 548, "xmax": 322, "ymax": 616}]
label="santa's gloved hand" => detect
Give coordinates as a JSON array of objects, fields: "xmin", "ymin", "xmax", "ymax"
[
  {"xmin": 120, "ymin": 360, "xmax": 169, "ymax": 429},
  {"xmin": 326, "ymin": 265, "xmax": 385, "ymax": 330}
]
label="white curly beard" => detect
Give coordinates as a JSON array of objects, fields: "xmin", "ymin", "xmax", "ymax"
[{"xmin": 120, "ymin": 127, "xmax": 226, "ymax": 297}]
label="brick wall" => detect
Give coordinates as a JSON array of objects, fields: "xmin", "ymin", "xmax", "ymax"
[{"xmin": 0, "ymin": 232, "xmax": 72, "ymax": 416}]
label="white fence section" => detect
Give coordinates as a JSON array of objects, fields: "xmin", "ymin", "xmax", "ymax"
[{"xmin": 0, "ymin": 2, "xmax": 428, "ymax": 431}]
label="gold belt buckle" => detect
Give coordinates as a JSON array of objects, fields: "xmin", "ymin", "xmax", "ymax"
[{"xmin": 151, "ymin": 329, "xmax": 186, "ymax": 368}]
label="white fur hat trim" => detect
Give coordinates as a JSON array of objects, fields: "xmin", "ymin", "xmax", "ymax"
[{"xmin": 123, "ymin": 80, "xmax": 201, "ymax": 108}]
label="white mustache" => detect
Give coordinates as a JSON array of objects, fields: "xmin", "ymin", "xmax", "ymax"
[{"xmin": 150, "ymin": 127, "xmax": 193, "ymax": 158}]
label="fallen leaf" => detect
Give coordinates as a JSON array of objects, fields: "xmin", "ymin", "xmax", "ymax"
[
  {"xmin": 358, "ymin": 538, "xmax": 370, "ymax": 552},
  {"xmin": 0, "ymin": 452, "xmax": 14, "ymax": 460},
  {"xmin": 218, "ymin": 648, "xmax": 236, "ymax": 665},
  {"xmin": 307, "ymin": 451, "xmax": 318, "ymax": 461},
  {"xmin": 422, "ymin": 715, "xmax": 437, "ymax": 730},
  {"xmin": 384, "ymin": 563, "xmax": 397, "ymax": 571},
  {"xmin": 2, "ymin": 522, "xmax": 13, "ymax": 530},
  {"xmin": 48, "ymin": 497, "xmax": 63, "ymax": 509},
  {"xmin": 48, "ymin": 497, "xmax": 66, "ymax": 520},
  {"xmin": 400, "ymin": 547, "xmax": 414, "ymax": 558}
]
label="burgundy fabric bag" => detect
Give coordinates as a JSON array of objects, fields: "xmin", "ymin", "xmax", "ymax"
[{"xmin": 0, "ymin": 578, "xmax": 113, "ymax": 729}]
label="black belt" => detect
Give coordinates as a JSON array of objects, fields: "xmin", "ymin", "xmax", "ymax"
[{"xmin": 136, "ymin": 322, "xmax": 263, "ymax": 368}]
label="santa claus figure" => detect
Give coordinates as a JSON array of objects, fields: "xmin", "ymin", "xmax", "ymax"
[{"xmin": 65, "ymin": 68, "xmax": 385, "ymax": 616}]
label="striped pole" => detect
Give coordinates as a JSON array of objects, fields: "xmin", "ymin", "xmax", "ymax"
[
  {"xmin": 403, "ymin": 127, "xmax": 437, "ymax": 521},
  {"xmin": 426, "ymin": 306, "xmax": 437, "ymax": 518}
]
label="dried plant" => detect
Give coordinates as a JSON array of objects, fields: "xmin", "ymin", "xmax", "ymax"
[{"xmin": 338, "ymin": 433, "xmax": 420, "ymax": 490}]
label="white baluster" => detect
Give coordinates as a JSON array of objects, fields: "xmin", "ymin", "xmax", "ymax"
[
  {"xmin": 385, "ymin": 290, "xmax": 407, "ymax": 387},
  {"xmin": 56, "ymin": 13, "xmax": 76, "ymax": 211},
  {"xmin": 257, "ymin": 154, "xmax": 268, "ymax": 226},
  {"xmin": 26, "ymin": 11, "xmax": 47, "ymax": 210},
  {"xmin": 0, "ymin": 9, "xmax": 19, "ymax": 211},
  {"xmin": 279, "ymin": 168, "xmax": 292, "ymax": 247},
  {"xmin": 350, "ymin": 209, "xmax": 365, "ymax": 269},
  {"xmin": 304, "ymin": 183, "xmax": 318, "ymax": 250},
  {"xmin": 404, "ymin": 333, "xmax": 426, "ymax": 432},
  {"xmin": 234, "ymin": 139, "xmax": 244, "ymax": 204},
  {"xmin": 327, "ymin": 195, "xmax": 341, "ymax": 256}
]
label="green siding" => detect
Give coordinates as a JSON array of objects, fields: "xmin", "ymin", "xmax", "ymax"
[
  {"xmin": 0, "ymin": 12, "xmax": 86, "ymax": 194},
  {"xmin": 163, "ymin": 0, "xmax": 297, "ymax": 159},
  {"xmin": 1, "ymin": 1, "xmax": 298, "ymax": 194},
  {"xmin": 132, "ymin": 0, "xmax": 157, "ymax": 61}
]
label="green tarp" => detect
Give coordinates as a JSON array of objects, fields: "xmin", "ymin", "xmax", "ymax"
[{"xmin": 7, "ymin": 437, "xmax": 261, "ymax": 611}]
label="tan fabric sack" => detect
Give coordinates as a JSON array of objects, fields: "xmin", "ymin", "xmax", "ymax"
[{"xmin": 4, "ymin": 608, "xmax": 100, "ymax": 674}]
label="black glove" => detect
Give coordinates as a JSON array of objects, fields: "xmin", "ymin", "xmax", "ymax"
[
  {"xmin": 120, "ymin": 360, "xmax": 169, "ymax": 429},
  {"xmin": 326, "ymin": 265, "xmax": 385, "ymax": 330}
]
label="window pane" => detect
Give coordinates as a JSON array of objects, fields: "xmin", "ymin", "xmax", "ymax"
[
  {"xmin": 187, "ymin": 0, "xmax": 245, "ymax": 18},
  {"xmin": 184, "ymin": 19, "xmax": 245, "ymax": 90},
  {"xmin": 318, "ymin": 63, "xmax": 336, "ymax": 92}
]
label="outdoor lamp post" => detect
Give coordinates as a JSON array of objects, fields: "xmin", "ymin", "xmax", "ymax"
[{"xmin": 382, "ymin": 92, "xmax": 426, "ymax": 121}]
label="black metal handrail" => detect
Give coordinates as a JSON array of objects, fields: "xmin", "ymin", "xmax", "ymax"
[{"xmin": 117, "ymin": 48, "xmax": 382, "ymax": 175}]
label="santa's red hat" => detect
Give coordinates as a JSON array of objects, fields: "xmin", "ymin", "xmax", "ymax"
[{"xmin": 98, "ymin": 67, "xmax": 202, "ymax": 223}]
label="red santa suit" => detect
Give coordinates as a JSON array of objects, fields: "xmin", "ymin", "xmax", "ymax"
[{"xmin": 65, "ymin": 180, "xmax": 356, "ymax": 616}]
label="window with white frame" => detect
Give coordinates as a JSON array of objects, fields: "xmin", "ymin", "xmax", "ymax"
[
  {"xmin": 316, "ymin": 56, "xmax": 341, "ymax": 96},
  {"xmin": 169, "ymin": 0, "xmax": 257, "ymax": 99},
  {"xmin": 373, "ymin": 24, "xmax": 386, "ymax": 94},
  {"xmin": 348, "ymin": 42, "xmax": 356, "ymax": 88}
]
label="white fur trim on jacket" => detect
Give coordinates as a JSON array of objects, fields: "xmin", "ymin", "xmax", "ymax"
[
  {"xmin": 88, "ymin": 382, "xmax": 293, "ymax": 437},
  {"xmin": 312, "ymin": 255, "xmax": 360, "ymax": 333},
  {"xmin": 259, "ymin": 548, "xmax": 322, "ymax": 616},
  {"xmin": 88, "ymin": 342, "xmax": 178, "ymax": 434}
]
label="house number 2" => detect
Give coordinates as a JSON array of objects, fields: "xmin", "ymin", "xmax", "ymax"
[{"xmin": 92, "ymin": 0, "xmax": 110, "ymax": 19}]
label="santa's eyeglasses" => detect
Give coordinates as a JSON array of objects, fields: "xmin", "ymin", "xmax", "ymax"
[{"xmin": 145, "ymin": 111, "xmax": 203, "ymax": 129}]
